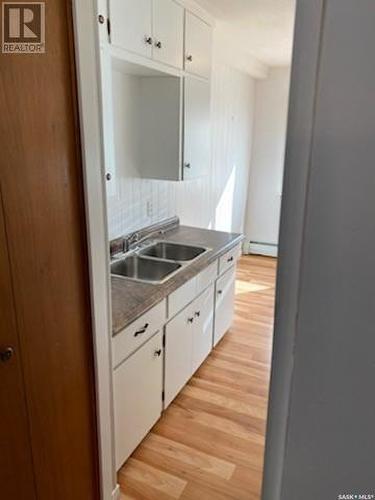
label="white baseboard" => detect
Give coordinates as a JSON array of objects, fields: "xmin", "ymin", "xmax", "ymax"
[
  {"xmin": 248, "ymin": 242, "xmax": 278, "ymax": 257},
  {"xmin": 112, "ymin": 484, "xmax": 121, "ymax": 500}
]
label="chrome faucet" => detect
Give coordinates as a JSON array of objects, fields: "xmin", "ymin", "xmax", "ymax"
[
  {"xmin": 124, "ymin": 229, "xmax": 166, "ymax": 252},
  {"xmin": 123, "ymin": 232, "xmax": 140, "ymax": 252},
  {"xmin": 110, "ymin": 216, "xmax": 180, "ymax": 259}
]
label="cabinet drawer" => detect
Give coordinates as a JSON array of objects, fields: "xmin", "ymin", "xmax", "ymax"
[
  {"xmin": 168, "ymin": 275, "xmax": 197, "ymax": 319},
  {"xmin": 112, "ymin": 300, "xmax": 166, "ymax": 368},
  {"xmin": 168, "ymin": 260, "xmax": 218, "ymax": 318},
  {"xmin": 219, "ymin": 244, "xmax": 241, "ymax": 276},
  {"xmin": 196, "ymin": 260, "xmax": 218, "ymax": 295}
]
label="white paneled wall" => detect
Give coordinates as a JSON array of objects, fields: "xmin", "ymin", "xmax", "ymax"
[
  {"xmin": 210, "ymin": 58, "xmax": 255, "ymax": 233},
  {"xmin": 245, "ymin": 67, "xmax": 291, "ymax": 255},
  {"xmin": 106, "ymin": 42, "xmax": 256, "ymax": 240}
]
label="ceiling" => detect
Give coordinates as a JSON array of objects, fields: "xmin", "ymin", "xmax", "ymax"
[{"xmin": 195, "ymin": 0, "xmax": 296, "ymax": 67}]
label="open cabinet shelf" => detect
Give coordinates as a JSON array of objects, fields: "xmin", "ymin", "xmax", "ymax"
[{"xmin": 101, "ymin": 49, "xmax": 210, "ymax": 183}]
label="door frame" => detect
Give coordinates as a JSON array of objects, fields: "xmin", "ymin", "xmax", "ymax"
[
  {"xmin": 261, "ymin": 1, "xmax": 325, "ymax": 498},
  {"xmin": 72, "ymin": 1, "xmax": 118, "ymax": 499}
]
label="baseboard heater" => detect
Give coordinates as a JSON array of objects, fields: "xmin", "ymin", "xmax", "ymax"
[{"xmin": 244, "ymin": 241, "xmax": 278, "ymax": 257}]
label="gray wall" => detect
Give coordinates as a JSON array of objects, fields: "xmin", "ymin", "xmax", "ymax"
[{"xmin": 263, "ymin": 0, "xmax": 375, "ymax": 498}]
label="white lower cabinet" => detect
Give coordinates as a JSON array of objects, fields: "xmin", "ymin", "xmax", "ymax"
[
  {"xmin": 113, "ymin": 249, "xmax": 239, "ymax": 469},
  {"xmin": 164, "ymin": 302, "xmax": 194, "ymax": 408},
  {"xmin": 165, "ymin": 285, "xmax": 214, "ymax": 408},
  {"xmin": 192, "ymin": 285, "xmax": 214, "ymax": 373},
  {"xmin": 214, "ymin": 266, "xmax": 236, "ymax": 346},
  {"xmin": 114, "ymin": 331, "xmax": 163, "ymax": 469}
]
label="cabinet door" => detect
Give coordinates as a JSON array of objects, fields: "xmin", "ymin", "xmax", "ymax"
[
  {"xmin": 185, "ymin": 12, "xmax": 212, "ymax": 78},
  {"xmin": 114, "ymin": 331, "xmax": 163, "ymax": 470},
  {"xmin": 153, "ymin": 0, "xmax": 183, "ymax": 68},
  {"xmin": 164, "ymin": 305, "xmax": 194, "ymax": 407},
  {"xmin": 183, "ymin": 77, "xmax": 210, "ymax": 180},
  {"xmin": 138, "ymin": 76, "xmax": 183, "ymax": 181},
  {"xmin": 192, "ymin": 286, "xmax": 214, "ymax": 373},
  {"xmin": 214, "ymin": 266, "xmax": 236, "ymax": 346},
  {"xmin": 110, "ymin": 0, "xmax": 152, "ymax": 58}
]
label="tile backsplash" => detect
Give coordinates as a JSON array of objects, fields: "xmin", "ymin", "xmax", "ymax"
[{"xmin": 106, "ymin": 177, "xmax": 178, "ymax": 240}]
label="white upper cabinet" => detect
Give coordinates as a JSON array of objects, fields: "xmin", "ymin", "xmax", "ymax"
[
  {"xmin": 105, "ymin": 2, "xmax": 213, "ymax": 182},
  {"xmin": 183, "ymin": 77, "xmax": 211, "ymax": 180},
  {"xmin": 185, "ymin": 11, "xmax": 212, "ymax": 79},
  {"xmin": 138, "ymin": 76, "xmax": 182, "ymax": 180},
  {"xmin": 109, "ymin": 0, "xmax": 184, "ymax": 70},
  {"xmin": 110, "ymin": 0, "xmax": 153, "ymax": 58},
  {"xmin": 153, "ymin": 0, "xmax": 184, "ymax": 68}
]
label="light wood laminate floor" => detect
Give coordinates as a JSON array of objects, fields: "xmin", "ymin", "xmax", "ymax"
[{"xmin": 119, "ymin": 255, "xmax": 277, "ymax": 500}]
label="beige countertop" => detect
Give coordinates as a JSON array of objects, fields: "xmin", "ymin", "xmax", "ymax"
[{"xmin": 111, "ymin": 225, "xmax": 243, "ymax": 335}]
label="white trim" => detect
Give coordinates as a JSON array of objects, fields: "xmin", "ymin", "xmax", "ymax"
[
  {"xmin": 112, "ymin": 484, "xmax": 121, "ymax": 500},
  {"xmin": 249, "ymin": 242, "xmax": 278, "ymax": 257},
  {"xmin": 72, "ymin": 1, "xmax": 116, "ymax": 499},
  {"xmin": 109, "ymin": 45, "xmax": 183, "ymax": 78}
]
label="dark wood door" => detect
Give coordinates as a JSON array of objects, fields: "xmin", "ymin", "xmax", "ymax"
[
  {"xmin": 0, "ymin": 1, "xmax": 100, "ymax": 499},
  {"xmin": 0, "ymin": 189, "xmax": 37, "ymax": 499}
]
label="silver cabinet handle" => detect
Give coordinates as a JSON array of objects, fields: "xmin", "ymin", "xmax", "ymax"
[
  {"xmin": 145, "ymin": 36, "xmax": 153, "ymax": 45},
  {"xmin": 195, "ymin": 311, "xmax": 201, "ymax": 318},
  {"xmin": 184, "ymin": 163, "xmax": 191, "ymax": 169},
  {"xmin": 154, "ymin": 349, "xmax": 162, "ymax": 357},
  {"xmin": 155, "ymin": 40, "xmax": 162, "ymax": 49},
  {"xmin": 227, "ymin": 256, "xmax": 234, "ymax": 263},
  {"xmin": 186, "ymin": 54, "xmax": 193, "ymax": 62},
  {"xmin": 187, "ymin": 317, "xmax": 194, "ymax": 324}
]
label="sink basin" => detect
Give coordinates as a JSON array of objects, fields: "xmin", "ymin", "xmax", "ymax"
[
  {"xmin": 111, "ymin": 255, "xmax": 181, "ymax": 283},
  {"xmin": 140, "ymin": 242, "xmax": 207, "ymax": 261}
]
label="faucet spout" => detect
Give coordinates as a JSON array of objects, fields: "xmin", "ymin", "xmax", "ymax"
[{"xmin": 124, "ymin": 232, "xmax": 139, "ymax": 252}]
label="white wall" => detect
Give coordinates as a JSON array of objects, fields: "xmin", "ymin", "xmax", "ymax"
[
  {"xmin": 210, "ymin": 58, "xmax": 255, "ymax": 233},
  {"xmin": 106, "ymin": 30, "xmax": 257, "ymax": 240},
  {"xmin": 245, "ymin": 67, "xmax": 290, "ymax": 256}
]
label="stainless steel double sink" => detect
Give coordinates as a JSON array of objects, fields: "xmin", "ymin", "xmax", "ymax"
[{"xmin": 111, "ymin": 242, "xmax": 209, "ymax": 284}]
